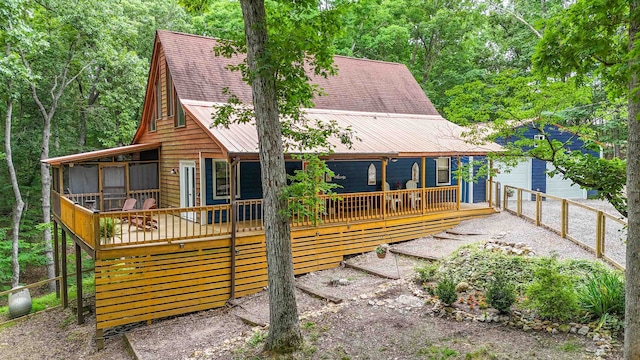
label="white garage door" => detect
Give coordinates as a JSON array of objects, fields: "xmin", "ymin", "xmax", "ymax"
[
  {"xmin": 494, "ymin": 158, "xmax": 532, "ymax": 198},
  {"xmin": 545, "ymin": 163, "xmax": 587, "ymax": 199}
]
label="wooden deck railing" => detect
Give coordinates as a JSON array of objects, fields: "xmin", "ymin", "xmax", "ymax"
[
  {"xmin": 98, "ymin": 205, "xmax": 232, "ymax": 247},
  {"xmin": 67, "ymin": 192, "xmax": 101, "ymax": 209},
  {"xmin": 503, "ymin": 185, "xmax": 627, "ymax": 270},
  {"xmin": 127, "ymin": 189, "xmax": 160, "ymax": 209},
  {"xmin": 60, "ymin": 196, "xmax": 98, "ymax": 250},
  {"xmin": 58, "ymin": 186, "xmax": 460, "ymax": 249}
]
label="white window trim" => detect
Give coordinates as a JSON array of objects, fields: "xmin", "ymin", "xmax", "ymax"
[
  {"xmin": 212, "ymin": 160, "xmax": 240, "ymax": 200},
  {"xmin": 435, "ymin": 157, "xmax": 451, "ymax": 186}
]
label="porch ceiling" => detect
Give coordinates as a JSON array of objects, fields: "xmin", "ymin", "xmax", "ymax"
[
  {"xmin": 183, "ymin": 100, "xmax": 503, "ymax": 158},
  {"xmin": 42, "ymin": 143, "xmax": 161, "ymax": 166}
]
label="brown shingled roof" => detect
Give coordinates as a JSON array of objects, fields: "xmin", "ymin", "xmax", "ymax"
[{"xmin": 158, "ymin": 30, "xmax": 439, "ymax": 116}]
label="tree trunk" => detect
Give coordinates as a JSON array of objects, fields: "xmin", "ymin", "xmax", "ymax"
[
  {"xmin": 240, "ymin": 0, "xmax": 302, "ymax": 354},
  {"xmin": 41, "ymin": 115, "xmax": 56, "ymax": 292},
  {"xmin": 625, "ymin": 3, "xmax": 640, "ymax": 358},
  {"xmin": 5, "ymin": 79, "xmax": 25, "ymax": 289}
]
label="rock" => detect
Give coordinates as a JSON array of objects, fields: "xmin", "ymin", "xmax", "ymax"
[
  {"xmin": 515, "ymin": 242, "xmax": 526, "ymax": 248},
  {"xmin": 558, "ymin": 324, "xmax": 571, "ymax": 333},
  {"xmin": 551, "ymin": 328, "xmax": 558, "ymax": 335},
  {"xmin": 455, "ymin": 313, "xmax": 463, "ymax": 322},
  {"xmin": 360, "ymin": 294, "xmax": 368, "ymax": 299},
  {"xmin": 578, "ymin": 326, "xmax": 590, "ymax": 336},
  {"xmin": 396, "ymin": 295, "xmax": 423, "ymax": 308},
  {"xmin": 455, "ymin": 282, "xmax": 470, "ymax": 292},
  {"xmin": 523, "ymin": 325, "xmax": 531, "ymax": 332},
  {"xmin": 368, "ymin": 300, "xmax": 376, "ymax": 306}
]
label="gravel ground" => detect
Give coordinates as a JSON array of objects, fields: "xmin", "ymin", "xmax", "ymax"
[{"xmin": 503, "ymin": 199, "xmax": 627, "ymax": 268}]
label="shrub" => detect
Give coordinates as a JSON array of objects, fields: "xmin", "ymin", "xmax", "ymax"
[
  {"xmin": 486, "ymin": 272, "xmax": 516, "ymax": 314},
  {"xmin": 525, "ymin": 258, "xmax": 579, "ymax": 321},
  {"xmin": 436, "ymin": 277, "xmax": 457, "ymax": 305},
  {"xmin": 578, "ymin": 270, "xmax": 625, "ymax": 320},
  {"xmin": 416, "ymin": 262, "xmax": 439, "ymax": 282},
  {"xmin": 99, "ymin": 218, "xmax": 119, "ymax": 240}
]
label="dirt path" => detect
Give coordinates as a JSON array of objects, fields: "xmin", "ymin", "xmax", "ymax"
[{"xmin": 0, "ymin": 211, "xmax": 623, "ymax": 360}]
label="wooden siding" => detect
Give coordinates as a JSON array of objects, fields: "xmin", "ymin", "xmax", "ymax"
[
  {"xmin": 136, "ymin": 46, "xmax": 225, "ymax": 208},
  {"xmin": 91, "ymin": 205, "xmax": 495, "ymax": 334}
]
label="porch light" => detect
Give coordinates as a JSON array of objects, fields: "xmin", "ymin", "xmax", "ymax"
[{"xmin": 170, "ymin": 168, "xmax": 178, "ymax": 175}]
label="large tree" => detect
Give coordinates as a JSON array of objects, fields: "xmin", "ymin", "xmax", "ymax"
[{"xmin": 209, "ymin": 0, "xmax": 347, "ymax": 353}]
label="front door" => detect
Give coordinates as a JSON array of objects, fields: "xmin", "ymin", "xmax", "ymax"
[{"xmin": 180, "ymin": 161, "xmax": 196, "ymax": 221}]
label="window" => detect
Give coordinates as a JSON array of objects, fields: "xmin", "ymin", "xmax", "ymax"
[
  {"xmin": 149, "ymin": 107, "xmax": 157, "ymax": 131},
  {"xmin": 175, "ymin": 99, "xmax": 185, "ymax": 127},
  {"xmin": 213, "ymin": 161, "xmax": 239, "ymax": 198},
  {"xmin": 533, "ymin": 134, "xmax": 546, "ymax": 141},
  {"xmin": 367, "ymin": 163, "xmax": 376, "ymax": 185},
  {"xmin": 167, "ymin": 68, "xmax": 174, "ymax": 117},
  {"xmin": 156, "ymin": 77, "xmax": 162, "ymax": 120},
  {"xmin": 436, "ymin": 157, "xmax": 451, "ymax": 186}
]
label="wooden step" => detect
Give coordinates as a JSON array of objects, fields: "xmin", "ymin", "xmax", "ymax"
[
  {"xmin": 344, "ymin": 262, "xmax": 400, "ymax": 280},
  {"xmin": 296, "ymin": 284, "xmax": 343, "ymax": 304},
  {"xmin": 389, "ymin": 248, "xmax": 440, "ymax": 261}
]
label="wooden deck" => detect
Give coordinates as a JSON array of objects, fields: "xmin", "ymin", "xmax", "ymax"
[{"xmin": 54, "ymin": 190, "xmax": 496, "ymax": 349}]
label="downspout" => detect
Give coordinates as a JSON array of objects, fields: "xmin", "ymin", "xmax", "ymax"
[{"xmin": 230, "ymin": 157, "xmax": 239, "ymax": 300}]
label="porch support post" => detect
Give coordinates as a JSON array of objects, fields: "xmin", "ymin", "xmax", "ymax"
[
  {"xmin": 381, "ymin": 158, "xmax": 387, "ymax": 219},
  {"xmin": 75, "ymin": 242, "xmax": 84, "ymax": 325},
  {"xmin": 230, "ymin": 157, "xmax": 239, "ymax": 300},
  {"xmin": 421, "ymin": 157, "xmax": 426, "ymax": 215},
  {"xmin": 457, "ymin": 156, "xmax": 461, "ymax": 210},
  {"xmin": 54, "ymin": 221, "xmax": 60, "ymax": 298},
  {"xmin": 488, "ymin": 159, "xmax": 494, "ymax": 207},
  {"xmin": 61, "ymin": 230, "xmax": 68, "ymax": 308}
]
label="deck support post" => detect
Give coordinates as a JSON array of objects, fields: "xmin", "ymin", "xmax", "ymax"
[
  {"xmin": 421, "ymin": 157, "xmax": 426, "ymax": 215},
  {"xmin": 96, "ymin": 329, "xmax": 104, "ymax": 350},
  {"xmin": 76, "ymin": 242, "xmax": 84, "ymax": 325},
  {"xmin": 54, "ymin": 221, "xmax": 60, "ymax": 299},
  {"xmin": 230, "ymin": 157, "xmax": 239, "ymax": 300},
  {"xmin": 61, "ymin": 230, "xmax": 68, "ymax": 308}
]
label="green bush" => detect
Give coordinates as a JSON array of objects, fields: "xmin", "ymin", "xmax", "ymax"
[
  {"xmin": 486, "ymin": 272, "xmax": 516, "ymax": 314},
  {"xmin": 578, "ymin": 270, "xmax": 625, "ymax": 320},
  {"xmin": 99, "ymin": 218, "xmax": 119, "ymax": 239},
  {"xmin": 435, "ymin": 277, "xmax": 457, "ymax": 305},
  {"xmin": 525, "ymin": 258, "xmax": 579, "ymax": 321},
  {"xmin": 416, "ymin": 262, "xmax": 439, "ymax": 282}
]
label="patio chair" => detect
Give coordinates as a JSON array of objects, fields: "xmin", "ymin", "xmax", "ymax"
[
  {"xmin": 110, "ymin": 198, "xmax": 137, "ymax": 213},
  {"xmin": 130, "ymin": 198, "xmax": 158, "ymax": 231},
  {"xmin": 406, "ymin": 180, "xmax": 421, "ymax": 209},
  {"xmin": 384, "ymin": 182, "xmax": 402, "ymax": 211}
]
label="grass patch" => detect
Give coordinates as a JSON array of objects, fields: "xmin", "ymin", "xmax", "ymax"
[
  {"xmin": 559, "ymin": 341, "xmax": 581, "ymax": 353},
  {"xmin": 416, "ymin": 345, "xmax": 459, "ymax": 359}
]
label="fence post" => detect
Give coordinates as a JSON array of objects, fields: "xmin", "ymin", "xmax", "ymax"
[
  {"xmin": 517, "ymin": 189, "xmax": 522, "ymax": 217},
  {"xmin": 561, "ymin": 199, "xmax": 567, "ymax": 238},
  {"xmin": 595, "ymin": 211, "xmax": 604, "ymax": 258},
  {"xmin": 535, "ymin": 193, "xmax": 541, "ymax": 226}
]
